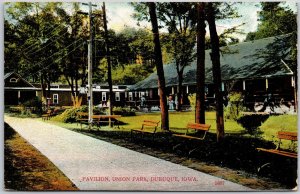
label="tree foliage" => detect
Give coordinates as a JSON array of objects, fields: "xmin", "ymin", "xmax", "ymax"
[{"xmin": 245, "ymin": 2, "xmax": 297, "ymax": 41}]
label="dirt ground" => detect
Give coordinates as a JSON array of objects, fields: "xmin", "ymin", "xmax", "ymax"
[{"xmin": 4, "ymin": 123, "xmax": 78, "ymax": 191}]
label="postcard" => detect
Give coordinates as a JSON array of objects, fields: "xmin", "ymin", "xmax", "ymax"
[{"xmin": 3, "ymin": 1, "xmax": 298, "ymax": 191}]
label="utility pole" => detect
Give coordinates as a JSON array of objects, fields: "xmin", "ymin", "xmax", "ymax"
[
  {"xmin": 102, "ymin": 2, "xmax": 114, "ymax": 127},
  {"xmin": 81, "ymin": 2, "xmax": 97, "ymax": 125}
]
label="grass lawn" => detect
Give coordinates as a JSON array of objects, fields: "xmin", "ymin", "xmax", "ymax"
[
  {"xmin": 118, "ymin": 111, "xmax": 245, "ymax": 134},
  {"xmin": 47, "ymin": 110, "xmax": 297, "ymax": 149},
  {"xmin": 48, "ymin": 111, "xmax": 245, "ymax": 134},
  {"xmin": 260, "ymin": 114, "xmax": 298, "ymax": 150}
]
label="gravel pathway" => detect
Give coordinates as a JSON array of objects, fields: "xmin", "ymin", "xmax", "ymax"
[{"xmin": 4, "ymin": 116, "xmax": 252, "ymax": 191}]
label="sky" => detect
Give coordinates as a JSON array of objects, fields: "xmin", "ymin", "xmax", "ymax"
[
  {"xmin": 4, "ymin": 1, "xmax": 297, "ymax": 41},
  {"xmin": 102, "ymin": 2, "xmax": 297, "ymax": 41}
]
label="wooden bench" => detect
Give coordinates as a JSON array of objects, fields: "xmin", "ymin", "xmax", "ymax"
[
  {"xmin": 76, "ymin": 113, "xmax": 122, "ymax": 129},
  {"xmin": 76, "ymin": 112, "xmax": 89, "ymax": 129},
  {"xmin": 92, "ymin": 115, "xmax": 122, "ymax": 129},
  {"xmin": 131, "ymin": 120, "xmax": 160, "ymax": 140},
  {"xmin": 172, "ymin": 123, "xmax": 211, "ymax": 155},
  {"xmin": 257, "ymin": 131, "xmax": 297, "ymax": 159},
  {"xmin": 42, "ymin": 109, "xmax": 54, "ymax": 121}
]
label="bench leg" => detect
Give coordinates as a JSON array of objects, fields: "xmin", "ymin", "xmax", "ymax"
[
  {"xmin": 173, "ymin": 142, "xmax": 184, "ymax": 150},
  {"xmin": 188, "ymin": 147, "xmax": 200, "ymax": 156},
  {"xmin": 258, "ymin": 162, "xmax": 271, "ymax": 173}
]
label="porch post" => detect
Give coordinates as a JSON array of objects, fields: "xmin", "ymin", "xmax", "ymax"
[
  {"xmin": 243, "ymin": 80, "xmax": 246, "ymax": 91},
  {"xmin": 221, "ymin": 82, "xmax": 225, "ymax": 91},
  {"xmin": 265, "ymin": 78, "xmax": 268, "ymax": 90},
  {"xmin": 18, "ymin": 90, "xmax": 21, "ymax": 104}
]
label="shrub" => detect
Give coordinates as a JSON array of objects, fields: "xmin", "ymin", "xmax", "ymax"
[
  {"xmin": 53, "ymin": 105, "xmax": 106, "ymax": 123},
  {"xmin": 111, "ymin": 107, "xmax": 136, "ymax": 116},
  {"xmin": 224, "ymin": 92, "xmax": 246, "ymax": 121},
  {"xmin": 237, "ymin": 114, "xmax": 269, "ymax": 135},
  {"xmin": 22, "ymin": 97, "xmax": 43, "ymax": 114},
  {"xmin": 53, "ymin": 108, "xmax": 79, "ymax": 123},
  {"xmin": 188, "ymin": 93, "xmax": 196, "ymax": 110}
]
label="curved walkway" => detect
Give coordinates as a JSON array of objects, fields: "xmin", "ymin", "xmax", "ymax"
[{"xmin": 4, "ymin": 116, "xmax": 251, "ymax": 191}]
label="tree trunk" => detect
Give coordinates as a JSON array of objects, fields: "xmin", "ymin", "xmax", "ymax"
[
  {"xmin": 207, "ymin": 3, "xmax": 224, "ymax": 141},
  {"xmin": 148, "ymin": 2, "xmax": 169, "ymax": 131},
  {"xmin": 196, "ymin": 2, "xmax": 206, "ymax": 124},
  {"xmin": 176, "ymin": 69, "xmax": 183, "ymax": 111},
  {"xmin": 103, "ymin": 2, "xmax": 114, "ymax": 127}
]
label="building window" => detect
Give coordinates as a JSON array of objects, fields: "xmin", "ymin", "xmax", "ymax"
[
  {"xmin": 115, "ymin": 92, "xmax": 120, "ymax": 101},
  {"xmin": 53, "ymin": 94, "xmax": 58, "ymax": 104},
  {"xmin": 10, "ymin": 78, "xmax": 17, "ymax": 83},
  {"xmin": 102, "ymin": 92, "xmax": 106, "ymax": 101},
  {"xmin": 129, "ymin": 92, "xmax": 133, "ymax": 101}
]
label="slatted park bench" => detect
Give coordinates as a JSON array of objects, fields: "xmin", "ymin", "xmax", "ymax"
[
  {"xmin": 42, "ymin": 109, "xmax": 54, "ymax": 121},
  {"xmin": 76, "ymin": 112, "xmax": 89, "ymax": 129},
  {"xmin": 172, "ymin": 123, "xmax": 211, "ymax": 155},
  {"xmin": 131, "ymin": 120, "xmax": 160, "ymax": 140},
  {"xmin": 257, "ymin": 131, "xmax": 297, "ymax": 158},
  {"xmin": 256, "ymin": 131, "xmax": 297, "ymax": 172}
]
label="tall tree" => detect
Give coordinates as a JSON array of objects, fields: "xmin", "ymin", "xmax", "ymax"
[
  {"xmin": 55, "ymin": 2, "xmax": 89, "ymax": 107},
  {"xmin": 132, "ymin": 2, "xmax": 197, "ymax": 111},
  {"xmin": 5, "ymin": 2, "xmax": 66, "ymax": 103},
  {"xmin": 148, "ymin": 2, "xmax": 169, "ymax": 131},
  {"xmin": 195, "ymin": 3, "xmax": 206, "ymax": 124},
  {"xmin": 157, "ymin": 3, "xmax": 197, "ymax": 111},
  {"xmin": 207, "ymin": 3, "xmax": 225, "ymax": 141}
]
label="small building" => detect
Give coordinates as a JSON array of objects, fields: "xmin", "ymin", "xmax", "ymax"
[
  {"xmin": 4, "ymin": 72, "xmax": 39, "ymax": 105},
  {"xmin": 128, "ymin": 34, "xmax": 297, "ymax": 109},
  {"xmin": 4, "ymin": 72, "xmax": 132, "ymax": 107}
]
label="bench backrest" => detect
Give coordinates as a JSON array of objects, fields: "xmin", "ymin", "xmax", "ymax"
[
  {"xmin": 141, "ymin": 120, "xmax": 160, "ymax": 131},
  {"xmin": 277, "ymin": 131, "xmax": 297, "ymax": 151},
  {"xmin": 77, "ymin": 112, "xmax": 89, "ymax": 118},
  {"xmin": 185, "ymin": 123, "xmax": 211, "ymax": 139},
  {"xmin": 187, "ymin": 123, "xmax": 211, "ymax": 131},
  {"xmin": 277, "ymin": 131, "xmax": 297, "ymax": 141}
]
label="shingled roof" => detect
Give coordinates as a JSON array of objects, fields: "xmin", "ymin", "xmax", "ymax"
[{"xmin": 129, "ymin": 34, "xmax": 295, "ymax": 91}]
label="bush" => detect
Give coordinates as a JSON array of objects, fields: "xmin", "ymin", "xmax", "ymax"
[
  {"xmin": 22, "ymin": 97, "xmax": 43, "ymax": 114},
  {"xmin": 224, "ymin": 92, "xmax": 246, "ymax": 121},
  {"xmin": 111, "ymin": 107, "xmax": 136, "ymax": 116},
  {"xmin": 237, "ymin": 114, "xmax": 269, "ymax": 135},
  {"xmin": 188, "ymin": 93, "xmax": 196, "ymax": 110},
  {"xmin": 53, "ymin": 108, "xmax": 79, "ymax": 123},
  {"xmin": 53, "ymin": 105, "xmax": 106, "ymax": 123}
]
